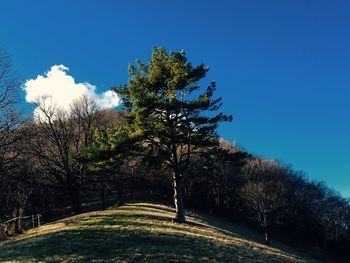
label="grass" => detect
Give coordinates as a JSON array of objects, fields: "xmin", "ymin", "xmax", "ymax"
[{"xmin": 0, "ymin": 202, "xmax": 319, "ymax": 262}]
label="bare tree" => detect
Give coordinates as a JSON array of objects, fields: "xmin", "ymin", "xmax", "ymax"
[
  {"xmin": 305, "ymin": 183, "xmax": 350, "ymax": 259},
  {"xmin": 0, "ymin": 49, "xmax": 22, "ymax": 170},
  {"xmin": 0, "ymin": 49, "xmax": 32, "ymax": 236},
  {"xmin": 71, "ymin": 95, "xmax": 100, "ymax": 149},
  {"xmin": 241, "ymin": 158, "xmax": 289, "ymax": 245},
  {"xmin": 32, "ymin": 95, "xmax": 100, "ymax": 214},
  {"xmin": 0, "ymin": 49, "xmax": 19, "ymax": 111}
]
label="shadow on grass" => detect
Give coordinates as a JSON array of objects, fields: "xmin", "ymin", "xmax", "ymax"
[
  {"xmin": 0, "ymin": 211, "xmax": 298, "ymax": 263},
  {"xmin": 120, "ymin": 204, "xmax": 315, "ymax": 262},
  {"xmin": 0, "ymin": 230, "xmax": 238, "ymax": 262},
  {"xmin": 63, "ymin": 213, "xmax": 169, "ymax": 229},
  {"xmin": 124, "ymin": 202, "xmax": 176, "ymax": 214},
  {"xmin": 0, "ymin": 228, "xmax": 265, "ymax": 263},
  {"xmin": 178, "ymin": 210, "xmax": 317, "ymax": 262},
  {"xmin": 0, "ymin": 202, "xmax": 314, "ymax": 263},
  {"xmin": 62, "ymin": 213, "xmax": 212, "ymax": 240},
  {"xmin": 125, "ymin": 204, "xmax": 242, "ymax": 237},
  {"xmin": 124, "ymin": 203, "xmax": 215, "ymax": 229}
]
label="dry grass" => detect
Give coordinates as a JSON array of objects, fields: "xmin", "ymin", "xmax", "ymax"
[{"xmin": 0, "ymin": 202, "xmax": 319, "ymax": 262}]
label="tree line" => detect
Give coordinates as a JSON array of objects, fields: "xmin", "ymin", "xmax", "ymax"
[{"xmin": 0, "ymin": 48, "xmax": 349, "ymax": 260}]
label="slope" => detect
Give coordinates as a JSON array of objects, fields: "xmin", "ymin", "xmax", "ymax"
[{"xmin": 0, "ymin": 202, "xmax": 319, "ymax": 262}]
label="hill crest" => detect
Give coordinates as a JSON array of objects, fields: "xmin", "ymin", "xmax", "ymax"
[{"xmin": 0, "ymin": 202, "xmax": 318, "ymax": 262}]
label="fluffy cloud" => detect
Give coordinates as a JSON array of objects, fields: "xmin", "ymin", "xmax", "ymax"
[{"xmin": 23, "ymin": 65, "xmax": 121, "ymax": 118}]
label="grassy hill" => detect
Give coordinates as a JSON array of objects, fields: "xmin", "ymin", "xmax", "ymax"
[{"xmin": 0, "ymin": 202, "xmax": 319, "ymax": 262}]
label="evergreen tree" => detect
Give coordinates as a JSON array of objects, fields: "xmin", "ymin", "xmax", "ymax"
[
  {"xmin": 76, "ymin": 125, "xmax": 135, "ymax": 207},
  {"xmin": 115, "ymin": 47, "xmax": 232, "ymax": 222}
]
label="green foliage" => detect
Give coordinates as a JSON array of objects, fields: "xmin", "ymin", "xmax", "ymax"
[
  {"xmin": 76, "ymin": 125, "xmax": 138, "ymax": 175},
  {"xmin": 115, "ymin": 47, "xmax": 232, "ymax": 172}
]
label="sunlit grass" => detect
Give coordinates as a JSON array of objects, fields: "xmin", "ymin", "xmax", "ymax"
[{"xmin": 0, "ymin": 202, "xmax": 318, "ymax": 262}]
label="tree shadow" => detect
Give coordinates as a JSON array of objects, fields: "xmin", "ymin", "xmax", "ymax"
[
  {"xmin": 0, "ymin": 228, "xmax": 261, "ymax": 262},
  {"xmin": 0, "ymin": 203, "xmax": 315, "ymax": 262},
  {"xmin": 125, "ymin": 202, "xmax": 176, "ymax": 214},
  {"xmin": 124, "ymin": 203, "xmax": 215, "ymax": 229}
]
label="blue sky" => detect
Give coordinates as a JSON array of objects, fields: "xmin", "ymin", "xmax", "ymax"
[{"xmin": 1, "ymin": 0, "xmax": 349, "ymax": 197}]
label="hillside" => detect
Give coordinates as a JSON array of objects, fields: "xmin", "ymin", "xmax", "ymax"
[{"xmin": 0, "ymin": 202, "xmax": 319, "ymax": 263}]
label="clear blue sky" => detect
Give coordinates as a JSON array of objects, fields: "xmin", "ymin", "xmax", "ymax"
[{"xmin": 1, "ymin": 0, "xmax": 349, "ymax": 197}]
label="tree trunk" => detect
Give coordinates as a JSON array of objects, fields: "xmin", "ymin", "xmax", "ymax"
[
  {"xmin": 8, "ymin": 208, "xmax": 18, "ymax": 235},
  {"xmin": 129, "ymin": 185, "xmax": 134, "ymax": 200},
  {"xmin": 263, "ymin": 213, "xmax": 270, "ymax": 245},
  {"xmin": 173, "ymin": 172, "xmax": 186, "ymax": 223},
  {"xmin": 322, "ymin": 227, "xmax": 328, "ymax": 260},
  {"xmin": 101, "ymin": 186, "xmax": 106, "ymax": 210},
  {"xmin": 0, "ymin": 224, "xmax": 7, "ymax": 241},
  {"xmin": 15, "ymin": 207, "xmax": 24, "ymax": 234},
  {"xmin": 116, "ymin": 180, "xmax": 125, "ymax": 206},
  {"xmin": 129, "ymin": 167, "xmax": 135, "ymax": 199},
  {"xmin": 69, "ymin": 188, "xmax": 82, "ymax": 214}
]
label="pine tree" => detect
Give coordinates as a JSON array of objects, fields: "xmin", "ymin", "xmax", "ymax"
[{"xmin": 115, "ymin": 47, "xmax": 232, "ymax": 222}]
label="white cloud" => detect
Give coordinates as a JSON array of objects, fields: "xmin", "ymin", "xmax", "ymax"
[{"xmin": 23, "ymin": 65, "xmax": 121, "ymax": 119}]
